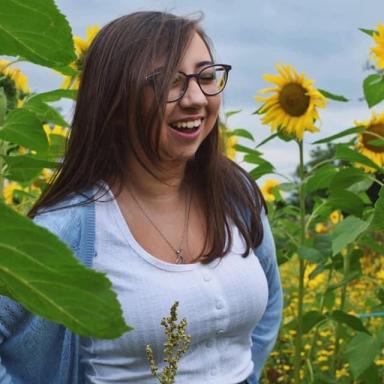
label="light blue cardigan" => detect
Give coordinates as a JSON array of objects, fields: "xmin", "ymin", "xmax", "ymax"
[{"xmin": 0, "ymin": 189, "xmax": 283, "ymax": 384}]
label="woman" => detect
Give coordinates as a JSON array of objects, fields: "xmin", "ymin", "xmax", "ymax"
[{"xmin": 0, "ymin": 11, "xmax": 282, "ymax": 384}]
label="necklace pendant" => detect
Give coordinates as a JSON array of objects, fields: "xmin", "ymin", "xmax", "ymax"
[{"xmin": 175, "ymin": 249, "xmax": 184, "ymax": 264}]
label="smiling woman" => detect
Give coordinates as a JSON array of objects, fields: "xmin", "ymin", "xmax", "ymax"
[{"xmin": 0, "ymin": 11, "xmax": 282, "ymax": 384}]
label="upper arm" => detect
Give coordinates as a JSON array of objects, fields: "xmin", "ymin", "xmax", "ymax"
[{"xmin": 249, "ymin": 209, "xmax": 283, "ymax": 382}]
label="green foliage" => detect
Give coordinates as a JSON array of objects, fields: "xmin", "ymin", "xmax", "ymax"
[
  {"xmin": 0, "ymin": 0, "xmax": 129, "ymax": 341},
  {"xmin": 0, "ymin": 0, "xmax": 76, "ymax": 68},
  {"xmin": 0, "ymin": 108, "xmax": 48, "ymax": 152},
  {"xmin": 318, "ymin": 89, "xmax": 348, "ymax": 102},
  {"xmin": 0, "ymin": 200, "xmax": 131, "ymax": 338},
  {"xmin": 363, "ymin": 73, "xmax": 384, "ymax": 108}
]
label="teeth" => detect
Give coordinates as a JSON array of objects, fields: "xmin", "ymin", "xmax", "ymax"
[{"xmin": 172, "ymin": 119, "xmax": 202, "ymax": 129}]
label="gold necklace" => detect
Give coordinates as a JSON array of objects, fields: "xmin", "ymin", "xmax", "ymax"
[{"xmin": 127, "ymin": 187, "xmax": 192, "ymax": 264}]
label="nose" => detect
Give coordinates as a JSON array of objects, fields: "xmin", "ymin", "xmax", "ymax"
[{"xmin": 179, "ymin": 77, "xmax": 208, "ymax": 108}]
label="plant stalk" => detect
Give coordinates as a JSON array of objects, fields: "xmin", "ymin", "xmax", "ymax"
[
  {"xmin": 293, "ymin": 140, "xmax": 306, "ymax": 383},
  {"xmin": 332, "ymin": 249, "xmax": 350, "ymax": 376}
]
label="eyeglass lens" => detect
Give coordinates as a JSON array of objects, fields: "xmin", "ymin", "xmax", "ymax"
[{"xmin": 168, "ymin": 65, "xmax": 228, "ymax": 102}]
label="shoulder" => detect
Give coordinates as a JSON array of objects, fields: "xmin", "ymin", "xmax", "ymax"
[{"xmin": 33, "ymin": 187, "xmax": 96, "ymax": 251}]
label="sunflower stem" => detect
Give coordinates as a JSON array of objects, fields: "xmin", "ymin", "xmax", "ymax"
[
  {"xmin": 294, "ymin": 140, "xmax": 306, "ymax": 383},
  {"xmin": 332, "ymin": 248, "xmax": 350, "ymax": 377},
  {"xmin": 0, "ymin": 88, "xmax": 7, "ymax": 200}
]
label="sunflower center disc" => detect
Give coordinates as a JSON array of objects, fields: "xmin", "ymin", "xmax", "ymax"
[
  {"xmin": 362, "ymin": 123, "xmax": 384, "ymax": 153},
  {"xmin": 279, "ymin": 83, "xmax": 310, "ymax": 117}
]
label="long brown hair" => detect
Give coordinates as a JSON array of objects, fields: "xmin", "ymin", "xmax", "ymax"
[{"xmin": 29, "ymin": 11, "xmax": 266, "ymax": 263}]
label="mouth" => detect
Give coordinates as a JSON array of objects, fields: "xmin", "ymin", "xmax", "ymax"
[{"xmin": 169, "ymin": 118, "xmax": 203, "ymax": 134}]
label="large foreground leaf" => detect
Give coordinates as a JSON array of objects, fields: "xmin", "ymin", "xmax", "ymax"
[
  {"xmin": 0, "ymin": 0, "xmax": 75, "ymax": 68},
  {"xmin": 0, "ymin": 108, "xmax": 48, "ymax": 152},
  {"xmin": 3, "ymin": 154, "xmax": 57, "ymax": 183},
  {"xmin": 0, "ymin": 201, "xmax": 131, "ymax": 338}
]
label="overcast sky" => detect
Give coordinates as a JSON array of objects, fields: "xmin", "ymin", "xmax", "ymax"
[{"xmin": 13, "ymin": 0, "xmax": 384, "ymax": 177}]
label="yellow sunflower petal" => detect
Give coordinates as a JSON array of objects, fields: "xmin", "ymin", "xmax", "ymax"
[{"xmin": 256, "ymin": 63, "xmax": 326, "ymax": 141}]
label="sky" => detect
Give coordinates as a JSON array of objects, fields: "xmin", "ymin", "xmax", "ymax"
[{"xmin": 11, "ymin": 0, "xmax": 384, "ymax": 178}]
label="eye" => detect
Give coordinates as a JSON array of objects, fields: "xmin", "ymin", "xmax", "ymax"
[
  {"xmin": 199, "ymin": 70, "xmax": 216, "ymax": 83},
  {"xmin": 170, "ymin": 73, "xmax": 184, "ymax": 87}
]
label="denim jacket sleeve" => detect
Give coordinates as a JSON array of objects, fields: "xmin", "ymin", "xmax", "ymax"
[{"xmin": 247, "ymin": 210, "xmax": 283, "ymax": 384}]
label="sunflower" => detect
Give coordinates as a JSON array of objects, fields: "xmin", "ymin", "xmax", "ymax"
[
  {"xmin": 371, "ymin": 24, "xmax": 384, "ymax": 69},
  {"xmin": 315, "ymin": 223, "xmax": 328, "ymax": 234},
  {"xmin": 3, "ymin": 182, "xmax": 21, "ymax": 205},
  {"xmin": 255, "ymin": 64, "xmax": 327, "ymax": 141},
  {"xmin": 355, "ymin": 111, "xmax": 384, "ymax": 172},
  {"xmin": 61, "ymin": 25, "xmax": 100, "ymax": 90},
  {"xmin": 261, "ymin": 179, "xmax": 280, "ymax": 202},
  {"xmin": 0, "ymin": 60, "xmax": 30, "ymax": 94},
  {"xmin": 43, "ymin": 124, "xmax": 69, "ymax": 144},
  {"xmin": 0, "ymin": 60, "xmax": 31, "ymax": 110},
  {"xmin": 225, "ymin": 135, "xmax": 237, "ymax": 160},
  {"xmin": 329, "ymin": 210, "xmax": 343, "ymax": 224}
]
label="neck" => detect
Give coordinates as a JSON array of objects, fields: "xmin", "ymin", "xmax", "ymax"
[{"xmin": 116, "ymin": 155, "xmax": 189, "ymax": 202}]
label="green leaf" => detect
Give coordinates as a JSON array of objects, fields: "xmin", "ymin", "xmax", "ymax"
[
  {"xmin": 329, "ymin": 168, "xmax": 370, "ymax": 192},
  {"xmin": 359, "ymin": 28, "xmax": 376, "ymax": 37},
  {"xmin": 366, "ymin": 138, "xmax": 384, "ymax": 147},
  {"xmin": 228, "ymin": 128, "xmax": 254, "ymax": 141},
  {"xmin": 344, "ymin": 332, "xmax": 381, "ymax": 378},
  {"xmin": 3, "ymin": 154, "xmax": 57, "ymax": 182},
  {"xmin": 278, "ymin": 182, "xmax": 296, "ymax": 192},
  {"xmin": 298, "ymin": 246, "xmax": 326, "ymax": 263},
  {"xmin": 302, "ymin": 311, "xmax": 327, "ymax": 334},
  {"xmin": 335, "ymin": 144, "xmax": 381, "ymax": 171},
  {"xmin": 331, "ymin": 216, "xmax": 370, "ymax": 255},
  {"xmin": 369, "ymin": 186, "xmax": 384, "ymax": 231},
  {"xmin": 224, "ymin": 109, "xmax": 241, "ymax": 118},
  {"xmin": 312, "ymin": 126, "xmax": 365, "ymax": 145},
  {"xmin": 24, "ymin": 99, "xmax": 69, "ymax": 127},
  {"xmin": 243, "ymin": 153, "xmax": 266, "ymax": 165},
  {"xmin": 252, "ymin": 105, "xmax": 264, "ymax": 115},
  {"xmin": 256, "ymin": 133, "xmax": 278, "ymax": 148},
  {"xmin": 305, "ymin": 165, "xmax": 338, "ymax": 193},
  {"xmin": 27, "ymin": 89, "xmax": 77, "ymax": 103},
  {"xmin": 0, "ymin": 108, "xmax": 48, "ymax": 152},
  {"xmin": 328, "ymin": 190, "xmax": 365, "ymax": 217},
  {"xmin": 313, "ymin": 234, "xmax": 333, "ymax": 259},
  {"xmin": 249, "ymin": 162, "xmax": 274, "ymax": 180},
  {"xmin": 0, "ymin": 201, "xmax": 130, "ymax": 338},
  {"xmin": 53, "ymin": 65, "xmax": 79, "ymax": 77},
  {"xmin": 377, "ymin": 288, "xmax": 384, "ymax": 305},
  {"xmin": 327, "ymin": 271, "xmax": 360, "ymax": 291},
  {"xmin": 0, "ymin": 0, "xmax": 76, "ymax": 68},
  {"xmin": 313, "ymin": 372, "xmax": 336, "ymax": 384},
  {"xmin": 330, "ymin": 310, "xmax": 369, "ymax": 333},
  {"xmin": 318, "ymin": 89, "xmax": 349, "ymax": 102},
  {"xmin": 363, "ymin": 74, "xmax": 384, "ymax": 108},
  {"xmin": 359, "ymin": 363, "xmax": 381, "ymax": 384},
  {"xmin": 233, "ymin": 144, "xmax": 262, "ymax": 156}
]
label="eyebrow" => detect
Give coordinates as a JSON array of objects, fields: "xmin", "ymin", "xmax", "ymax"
[
  {"xmin": 147, "ymin": 60, "xmax": 214, "ymax": 78},
  {"xmin": 196, "ymin": 60, "xmax": 214, "ymax": 68}
]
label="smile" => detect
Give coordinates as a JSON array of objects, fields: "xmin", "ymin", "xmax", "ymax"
[{"xmin": 170, "ymin": 118, "xmax": 202, "ymax": 133}]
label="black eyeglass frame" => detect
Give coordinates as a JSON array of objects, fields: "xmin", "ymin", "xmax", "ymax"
[{"xmin": 145, "ymin": 64, "xmax": 232, "ymax": 103}]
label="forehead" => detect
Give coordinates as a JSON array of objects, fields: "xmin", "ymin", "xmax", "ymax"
[{"xmin": 178, "ymin": 32, "xmax": 213, "ymax": 71}]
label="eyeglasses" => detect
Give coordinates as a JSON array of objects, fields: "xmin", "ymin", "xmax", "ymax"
[{"xmin": 145, "ymin": 64, "xmax": 232, "ymax": 103}]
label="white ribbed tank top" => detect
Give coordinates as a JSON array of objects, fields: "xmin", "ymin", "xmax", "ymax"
[{"xmin": 80, "ymin": 184, "xmax": 268, "ymax": 384}]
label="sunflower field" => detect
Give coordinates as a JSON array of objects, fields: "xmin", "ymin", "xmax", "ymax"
[{"xmin": 0, "ymin": 1, "xmax": 383, "ymax": 383}]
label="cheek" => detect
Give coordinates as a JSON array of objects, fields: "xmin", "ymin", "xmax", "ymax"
[{"xmin": 207, "ymin": 95, "xmax": 221, "ymax": 122}]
